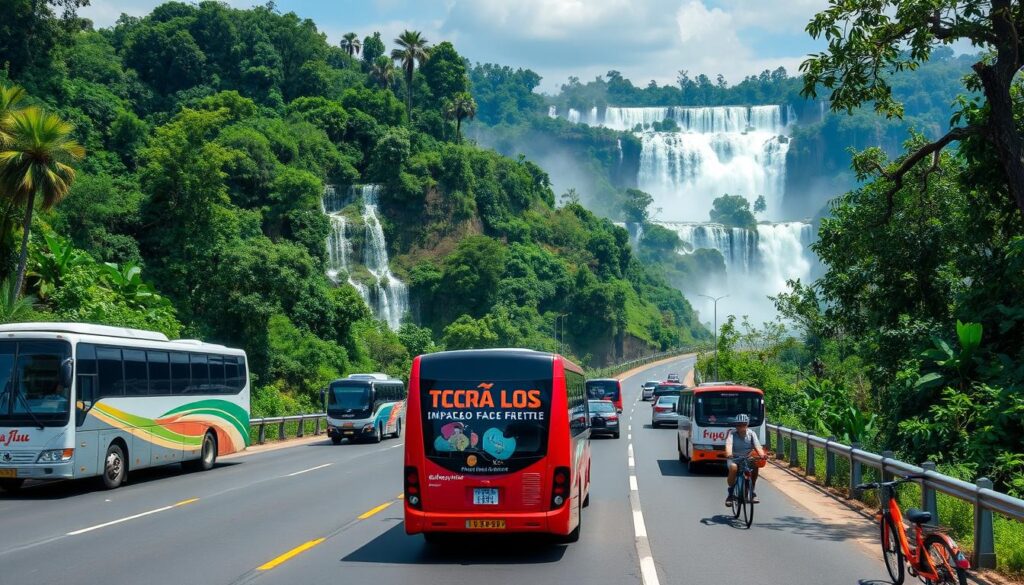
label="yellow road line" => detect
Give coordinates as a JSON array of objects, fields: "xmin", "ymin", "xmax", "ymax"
[
  {"xmin": 174, "ymin": 498, "xmax": 199, "ymax": 507},
  {"xmin": 358, "ymin": 501, "xmax": 393, "ymax": 520},
  {"xmin": 257, "ymin": 538, "xmax": 326, "ymax": 571},
  {"xmin": 397, "ymin": 493, "xmax": 404, "ymax": 499}
]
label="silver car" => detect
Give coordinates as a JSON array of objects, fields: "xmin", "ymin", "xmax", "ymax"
[
  {"xmin": 641, "ymin": 380, "xmax": 659, "ymax": 401},
  {"xmin": 651, "ymin": 395, "xmax": 680, "ymax": 427}
]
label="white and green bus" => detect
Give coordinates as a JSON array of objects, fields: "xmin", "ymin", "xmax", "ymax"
[
  {"xmin": 0, "ymin": 323, "xmax": 250, "ymax": 492},
  {"xmin": 324, "ymin": 373, "xmax": 405, "ymax": 444}
]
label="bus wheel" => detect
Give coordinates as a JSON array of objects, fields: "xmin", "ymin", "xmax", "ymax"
[
  {"xmin": 392, "ymin": 420, "xmax": 402, "ymax": 439},
  {"xmin": 184, "ymin": 432, "xmax": 217, "ymax": 472},
  {"xmin": 371, "ymin": 424, "xmax": 382, "ymax": 444},
  {"xmin": 102, "ymin": 443, "xmax": 127, "ymax": 490},
  {"xmin": 0, "ymin": 478, "xmax": 25, "ymax": 493},
  {"xmin": 559, "ymin": 488, "xmax": 582, "ymax": 543},
  {"xmin": 331, "ymin": 436, "xmax": 342, "ymax": 445}
]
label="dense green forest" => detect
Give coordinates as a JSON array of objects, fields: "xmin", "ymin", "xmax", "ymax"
[{"xmin": 0, "ymin": 0, "xmax": 707, "ymax": 415}]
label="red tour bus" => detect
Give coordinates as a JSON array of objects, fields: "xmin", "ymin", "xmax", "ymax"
[
  {"xmin": 584, "ymin": 378, "xmax": 623, "ymax": 412},
  {"xmin": 404, "ymin": 349, "xmax": 591, "ymax": 543}
]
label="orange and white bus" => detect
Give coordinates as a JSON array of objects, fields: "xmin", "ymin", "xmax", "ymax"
[
  {"xmin": 676, "ymin": 383, "xmax": 765, "ymax": 472},
  {"xmin": 404, "ymin": 349, "xmax": 591, "ymax": 543}
]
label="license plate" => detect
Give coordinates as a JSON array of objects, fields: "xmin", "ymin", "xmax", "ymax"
[
  {"xmin": 466, "ymin": 519, "xmax": 505, "ymax": 529},
  {"xmin": 473, "ymin": 488, "xmax": 499, "ymax": 505},
  {"xmin": 342, "ymin": 423, "xmax": 354, "ymax": 428},
  {"xmin": 0, "ymin": 469, "xmax": 16, "ymax": 478},
  {"xmin": 343, "ymin": 431, "xmax": 354, "ymax": 435}
]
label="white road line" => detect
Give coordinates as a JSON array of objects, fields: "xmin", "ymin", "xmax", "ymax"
[
  {"xmin": 67, "ymin": 498, "xmax": 197, "ymax": 536},
  {"xmin": 628, "ymin": 434, "xmax": 632, "ymax": 440},
  {"xmin": 286, "ymin": 463, "xmax": 332, "ymax": 477},
  {"xmin": 628, "ymin": 443, "xmax": 634, "ymax": 457},
  {"xmin": 628, "ymin": 441, "xmax": 660, "ymax": 585},
  {"xmin": 628, "ymin": 455, "xmax": 635, "ymax": 468}
]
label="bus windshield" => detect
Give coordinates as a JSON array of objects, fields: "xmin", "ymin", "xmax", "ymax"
[
  {"xmin": 328, "ymin": 384, "xmax": 371, "ymax": 412},
  {"xmin": 585, "ymin": 381, "xmax": 619, "ymax": 401},
  {"xmin": 0, "ymin": 341, "xmax": 71, "ymax": 426},
  {"xmin": 696, "ymin": 391, "xmax": 764, "ymax": 427},
  {"xmin": 419, "ymin": 379, "xmax": 552, "ymax": 475}
]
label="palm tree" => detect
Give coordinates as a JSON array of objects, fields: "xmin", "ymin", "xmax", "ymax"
[
  {"xmin": 340, "ymin": 32, "xmax": 361, "ymax": 57},
  {"xmin": 390, "ymin": 30, "xmax": 430, "ymax": 119},
  {"xmin": 0, "ymin": 84, "xmax": 27, "ymax": 147},
  {"xmin": 444, "ymin": 92, "xmax": 477, "ymax": 141},
  {"xmin": 0, "ymin": 278, "xmax": 36, "ymax": 323},
  {"xmin": 0, "ymin": 107, "xmax": 85, "ymax": 302},
  {"xmin": 370, "ymin": 55, "xmax": 395, "ymax": 90}
]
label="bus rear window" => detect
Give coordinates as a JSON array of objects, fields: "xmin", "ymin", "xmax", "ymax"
[
  {"xmin": 696, "ymin": 392, "xmax": 764, "ymax": 427},
  {"xmin": 586, "ymin": 381, "xmax": 619, "ymax": 401},
  {"xmin": 420, "ymin": 379, "xmax": 551, "ymax": 475}
]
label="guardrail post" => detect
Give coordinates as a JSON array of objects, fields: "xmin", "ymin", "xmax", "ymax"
[
  {"xmin": 789, "ymin": 432, "xmax": 800, "ymax": 468},
  {"xmin": 258, "ymin": 421, "xmax": 266, "ymax": 445},
  {"xmin": 314, "ymin": 416, "xmax": 322, "ymax": 436},
  {"xmin": 920, "ymin": 461, "xmax": 938, "ymax": 526},
  {"xmin": 278, "ymin": 419, "xmax": 286, "ymax": 441},
  {"xmin": 806, "ymin": 437, "xmax": 815, "ymax": 478},
  {"xmin": 296, "ymin": 416, "xmax": 305, "ymax": 438},
  {"xmin": 881, "ymin": 451, "xmax": 894, "ymax": 483},
  {"xmin": 825, "ymin": 437, "xmax": 836, "ymax": 486},
  {"xmin": 850, "ymin": 443, "xmax": 863, "ymax": 499},
  {"xmin": 973, "ymin": 477, "xmax": 996, "ymax": 569},
  {"xmin": 776, "ymin": 426, "xmax": 785, "ymax": 461},
  {"xmin": 764, "ymin": 427, "xmax": 771, "ymax": 452}
]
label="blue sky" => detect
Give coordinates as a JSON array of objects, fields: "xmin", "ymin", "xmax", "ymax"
[{"xmin": 80, "ymin": 0, "xmax": 830, "ymax": 93}]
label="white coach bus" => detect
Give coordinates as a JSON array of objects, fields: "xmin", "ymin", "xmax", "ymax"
[{"xmin": 0, "ymin": 323, "xmax": 250, "ymax": 492}]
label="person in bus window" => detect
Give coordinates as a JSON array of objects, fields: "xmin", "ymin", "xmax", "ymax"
[{"xmin": 724, "ymin": 414, "xmax": 765, "ymax": 506}]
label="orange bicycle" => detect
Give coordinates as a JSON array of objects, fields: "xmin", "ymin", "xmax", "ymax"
[{"xmin": 857, "ymin": 477, "xmax": 969, "ymax": 585}]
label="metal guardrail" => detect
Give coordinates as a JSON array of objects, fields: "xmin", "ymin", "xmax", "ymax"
[
  {"xmin": 766, "ymin": 422, "xmax": 1024, "ymax": 569},
  {"xmin": 589, "ymin": 345, "xmax": 706, "ymax": 379},
  {"xmin": 249, "ymin": 414, "xmax": 327, "ymax": 445}
]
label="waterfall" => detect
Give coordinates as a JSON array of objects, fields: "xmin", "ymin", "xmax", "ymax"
[
  {"xmin": 558, "ymin": 105, "xmax": 793, "ymax": 221},
  {"xmin": 320, "ymin": 185, "xmax": 408, "ymax": 330},
  {"xmin": 653, "ymin": 221, "xmax": 813, "ymax": 321},
  {"xmin": 548, "ymin": 105, "xmax": 557, "ymax": 119},
  {"xmin": 360, "ymin": 185, "xmax": 408, "ymax": 331}
]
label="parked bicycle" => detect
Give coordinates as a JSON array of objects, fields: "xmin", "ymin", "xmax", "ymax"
[
  {"xmin": 730, "ymin": 455, "xmax": 766, "ymax": 528},
  {"xmin": 857, "ymin": 477, "xmax": 970, "ymax": 585}
]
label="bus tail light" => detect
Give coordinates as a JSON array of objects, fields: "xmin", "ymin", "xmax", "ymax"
[
  {"xmin": 404, "ymin": 466, "xmax": 422, "ymax": 508},
  {"xmin": 551, "ymin": 466, "xmax": 570, "ymax": 509}
]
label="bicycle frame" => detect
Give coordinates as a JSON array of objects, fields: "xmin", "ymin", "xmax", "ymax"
[{"xmin": 880, "ymin": 488, "xmax": 969, "ymax": 580}]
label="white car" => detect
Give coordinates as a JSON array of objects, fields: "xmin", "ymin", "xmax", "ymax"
[
  {"xmin": 652, "ymin": 395, "xmax": 680, "ymax": 427},
  {"xmin": 641, "ymin": 380, "xmax": 659, "ymax": 401}
]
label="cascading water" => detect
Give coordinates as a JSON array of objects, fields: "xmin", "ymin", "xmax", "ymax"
[
  {"xmin": 655, "ymin": 220, "xmax": 814, "ymax": 320},
  {"xmin": 320, "ymin": 185, "xmax": 408, "ymax": 330},
  {"xmin": 559, "ymin": 105, "xmax": 793, "ymax": 221},
  {"xmin": 360, "ymin": 185, "xmax": 408, "ymax": 331}
]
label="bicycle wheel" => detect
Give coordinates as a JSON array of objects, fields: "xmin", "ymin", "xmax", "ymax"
[
  {"xmin": 881, "ymin": 515, "xmax": 905, "ymax": 585},
  {"xmin": 731, "ymin": 476, "xmax": 742, "ymax": 519},
  {"xmin": 742, "ymin": 475, "xmax": 755, "ymax": 528},
  {"xmin": 923, "ymin": 535, "xmax": 967, "ymax": 585}
]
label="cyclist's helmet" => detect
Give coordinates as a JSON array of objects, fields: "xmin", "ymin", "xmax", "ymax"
[{"xmin": 734, "ymin": 414, "xmax": 750, "ymax": 425}]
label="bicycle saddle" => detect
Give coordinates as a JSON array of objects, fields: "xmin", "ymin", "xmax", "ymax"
[{"xmin": 905, "ymin": 508, "xmax": 932, "ymax": 524}]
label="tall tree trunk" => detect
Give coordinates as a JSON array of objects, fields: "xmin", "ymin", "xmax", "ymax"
[
  {"xmin": 12, "ymin": 190, "xmax": 35, "ymax": 303},
  {"xmin": 405, "ymin": 65, "xmax": 413, "ymax": 120},
  {"xmin": 977, "ymin": 0, "xmax": 1024, "ymax": 218},
  {"xmin": 456, "ymin": 116, "xmax": 462, "ymax": 142}
]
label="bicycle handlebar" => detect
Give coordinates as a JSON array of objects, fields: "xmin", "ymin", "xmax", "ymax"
[{"xmin": 856, "ymin": 475, "xmax": 927, "ymax": 491}]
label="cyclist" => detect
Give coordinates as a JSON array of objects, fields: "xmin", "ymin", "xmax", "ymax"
[{"xmin": 724, "ymin": 414, "xmax": 766, "ymax": 506}]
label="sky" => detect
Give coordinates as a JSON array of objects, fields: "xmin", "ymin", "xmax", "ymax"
[{"xmin": 80, "ymin": 0, "xmax": 830, "ymax": 93}]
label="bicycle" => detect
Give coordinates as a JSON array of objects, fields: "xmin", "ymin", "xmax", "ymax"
[
  {"xmin": 857, "ymin": 477, "xmax": 970, "ymax": 585},
  {"xmin": 730, "ymin": 455, "xmax": 766, "ymax": 528}
]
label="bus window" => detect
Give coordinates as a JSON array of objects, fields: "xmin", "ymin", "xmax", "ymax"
[
  {"xmin": 123, "ymin": 349, "xmax": 148, "ymax": 395},
  {"xmin": 170, "ymin": 352, "xmax": 189, "ymax": 394},
  {"xmin": 96, "ymin": 347, "xmax": 124, "ymax": 398},
  {"xmin": 420, "ymin": 379, "xmax": 551, "ymax": 475},
  {"xmin": 696, "ymin": 392, "xmax": 764, "ymax": 426}
]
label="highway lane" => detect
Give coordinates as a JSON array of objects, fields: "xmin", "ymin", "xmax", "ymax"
[{"xmin": 0, "ymin": 354, "xmax": 889, "ymax": 585}]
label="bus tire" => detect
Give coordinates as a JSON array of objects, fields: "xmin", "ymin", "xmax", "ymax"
[
  {"xmin": 331, "ymin": 436, "xmax": 342, "ymax": 445},
  {"xmin": 612, "ymin": 431, "xmax": 620, "ymax": 439},
  {"xmin": 392, "ymin": 420, "xmax": 402, "ymax": 439},
  {"xmin": 102, "ymin": 443, "xmax": 127, "ymax": 490},
  {"xmin": 678, "ymin": 438, "xmax": 687, "ymax": 462},
  {"xmin": 582, "ymin": 491, "xmax": 590, "ymax": 508},
  {"xmin": 370, "ymin": 424, "xmax": 382, "ymax": 444},
  {"xmin": 0, "ymin": 478, "xmax": 25, "ymax": 493},
  {"xmin": 687, "ymin": 457, "xmax": 699, "ymax": 474},
  {"xmin": 185, "ymin": 432, "xmax": 217, "ymax": 472}
]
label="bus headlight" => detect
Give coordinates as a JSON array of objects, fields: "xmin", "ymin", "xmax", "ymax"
[{"xmin": 37, "ymin": 449, "xmax": 74, "ymax": 463}]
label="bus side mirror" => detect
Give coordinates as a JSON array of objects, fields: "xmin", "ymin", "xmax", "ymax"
[{"xmin": 61, "ymin": 358, "xmax": 73, "ymax": 389}]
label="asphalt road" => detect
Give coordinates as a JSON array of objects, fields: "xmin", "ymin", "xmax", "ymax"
[{"xmin": 0, "ymin": 355, "xmax": 890, "ymax": 585}]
